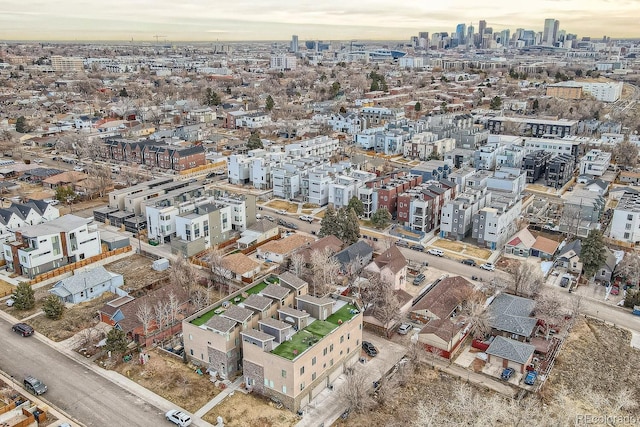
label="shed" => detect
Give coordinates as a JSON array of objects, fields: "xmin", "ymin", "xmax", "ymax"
[{"xmin": 152, "ymin": 258, "xmax": 170, "ymax": 271}]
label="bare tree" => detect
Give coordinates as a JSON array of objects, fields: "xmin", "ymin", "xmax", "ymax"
[
  {"xmin": 191, "ymin": 288, "xmax": 209, "ymax": 312},
  {"xmin": 339, "ymin": 367, "xmax": 373, "ymax": 415},
  {"xmin": 534, "ymin": 291, "xmax": 564, "ymax": 339},
  {"xmin": 613, "ymin": 139, "xmax": 639, "ymax": 170},
  {"xmin": 136, "ymin": 301, "xmax": 154, "ymax": 336},
  {"xmin": 559, "ymin": 204, "xmax": 582, "ymax": 239},
  {"xmin": 167, "ymin": 291, "xmax": 180, "ymax": 326},
  {"xmin": 358, "ymin": 273, "xmax": 383, "ymax": 311},
  {"xmin": 462, "ymin": 294, "xmax": 491, "ymax": 339},
  {"xmin": 86, "ymin": 163, "xmax": 113, "ymax": 198},
  {"xmin": 508, "ymin": 262, "xmax": 543, "ymax": 297},
  {"xmin": 309, "ymin": 248, "xmax": 340, "ymax": 296},
  {"xmin": 208, "ymin": 248, "xmax": 232, "ymax": 292},
  {"xmin": 170, "ymin": 256, "xmax": 200, "ymax": 295},
  {"xmin": 289, "ymin": 252, "xmax": 306, "ymax": 277},
  {"xmin": 154, "ymin": 300, "xmax": 169, "ymax": 332},
  {"xmin": 614, "ymin": 252, "xmax": 640, "ymax": 288},
  {"xmin": 373, "ymin": 284, "xmax": 402, "ymax": 338}
]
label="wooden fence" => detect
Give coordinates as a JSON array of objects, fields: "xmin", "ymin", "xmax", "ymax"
[{"xmin": 29, "ymin": 245, "xmax": 133, "ymax": 285}]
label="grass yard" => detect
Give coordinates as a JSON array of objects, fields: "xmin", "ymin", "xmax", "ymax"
[
  {"xmin": 272, "ymin": 329, "xmax": 316, "ymax": 359},
  {"xmin": 203, "ymin": 391, "xmax": 298, "ymax": 427},
  {"xmin": 113, "ymin": 349, "xmax": 220, "ymax": 413},
  {"xmin": 432, "ymin": 239, "xmax": 465, "ymax": 252},
  {"xmin": 29, "ymin": 292, "xmax": 116, "ymax": 341},
  {"xmin": 191, "ymin": 280, "xmax": 273, "ymax": 326},
  {"xmin": 463, "ymin": 246, "xmax": 492, "ymax": 260},
  {"xmin": 0, "ymin": 279, "xmax": 14, "ymax": 298},
  {"xmin": 265, "ymin": 200, "xmax": 298, "ymax": 213},
  {"xmin": 325, "ymin": 303, "xmax": 358, "ymax": 325},
  {"xmin": 305, "ymin": 320, "xmax": 337, "ymax": 337}
]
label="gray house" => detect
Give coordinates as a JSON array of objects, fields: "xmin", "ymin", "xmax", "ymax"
[
  {"xmin": 334, "ymin": 240, "xmax": 374, "ymax": 275},
  {"xmin": 594, "ymin": 248, "xmax": 618, "ymax": 284},
  {"xmin": 49, "ymin": 266, "xmax": 124, "ymax": 304},
  {"xmin": 487, "ymin": 293, "xmax": 537, "ymax": 342}
]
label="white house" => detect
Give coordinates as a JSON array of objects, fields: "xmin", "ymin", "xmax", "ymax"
[
  {"xmin": 610, "ymin": 191, "xmax": 640, "ymax": 244},
  {"xmin": 579, "ymin": 149, "xmax": 611, "ymax": 177}
]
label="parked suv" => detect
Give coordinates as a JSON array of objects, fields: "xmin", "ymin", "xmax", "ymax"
[
  {"xmin": 12, "ymin": 323, "xmax": 34, "ymax": 337},
  {"xmin": 24, "ymin": 376, "xmax": 47, "ymax": 395},
  {"xmin": 560, "ymin": 274, "xmax": 571, "ymax": 288},
  {"xmin": 501, "ymin": 367, "xmax": 515, "ymax": 381},
  {"xmin": 427, "ymin": 248, "xmax": 444, "ymax": 257},
  {"xmin": 165, "ymin": 409, "xmax": 192, "ymax": 427},
  {"xmin": 413, "ymin": 273, "xmax": 426, "ymax": 286},
  {"xmin": 362, "ymin": 341, "xmax": 378, "ymax": 357},
  {"xmin": 410, "ymin": 244, "xmax": 425, "ymax": 252},
  {"xmin": 524, "ymin": 371, "xmax": 538, "ymax": 386},
  {"xmin": 480, "ymin": 263, "xmax": 495, "ymax": 271},
  {"xmin": 461, "ymin": 259, "xmax": 477, "ymax": 266},
  {"xmin": 397, "ymin": 323, "xmax": 413, "ymax": 335},
  {"xmin": 298, "ymin": 215, "xmax": 314, "ymax": 223}
]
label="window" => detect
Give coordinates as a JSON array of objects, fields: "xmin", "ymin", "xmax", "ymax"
[
  {"xmin": 281, "ymin": 370, "xmax": 286, "ymax": 378},
  {"xmin": 330, "ymin": 344, "xmax": 334, "ymax": 352},
  {"xmin": 312, "ymin": 357, "xmax": 316, "ymax": 366},
  {"xmin": 626, "ymin": 223, "xmax": 632, "ymax": 230},
  {"xmin": 300, "ymin": 366, "xmax": 305, "ymax": 375},
  {"xmin": 312, "ymin": 373, "xmax": 316, "ymax": 381},
  {"xmin": 282, "ymin": 385, "xmax": 287, "ymax": 394},
  {"xmin": 624, "ymin": 232, "xmax": 630, "ymax": 239},
  {"xmin": 628, "ymin": 214, "xmax": 634, "ymax": 221},
  {"xmin": 340, "ymin": 336, "xmax": 344, "ymax": 344},
  {"xmin": 323, "ymin": 348, "xmax": 327, "ymax": 356}
]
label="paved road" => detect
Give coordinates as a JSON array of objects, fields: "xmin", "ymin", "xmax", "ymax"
[{"xmin": 0, "ymin": 318, "xmax": 164, "ymax": 427}]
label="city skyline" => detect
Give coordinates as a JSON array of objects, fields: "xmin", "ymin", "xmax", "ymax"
[{"xmin": 1, "ymin": 0, "xmax": 640, "ymax": 41}]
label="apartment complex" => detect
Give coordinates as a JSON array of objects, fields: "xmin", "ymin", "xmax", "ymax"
[
  {"xmin": 471, "ymin": 192, "xmax": 522, "ymax": 249},
  {"xmin": 545, "ymin": 154, "xmax": 576, "ymax": 188},
  {"xmin": 546, "ymin": 81, "xmax": 624, "ymax": 102},
  {"xmin": 522, "ymin": 150, "xmax": 553, "ymax": 183},
  {"xmin": 100, "ymin": 139, "xmax": 206, "ymax": 172},
  {"xmin": 397, "ymin": 180, "xmax": 457, "ymax": 233},
  {"xmin": 579, "ymin": 149, "xmax": 611, "ymax": 177},
  {"xmin": 3, "ymin": 215, "xmax": 101, "ymax": 279},
  {"xmin": 487, "ymin": 117, "xmax": 578, "ymax": 138},
  {"xmin": 357, "ymin": 172, "xmax": 423, "ymax": 219},
  {"xmin": 440, "ymin": 186, "xmax": 490, "ymax": 240},
  {"xmin": 51, "ymin": 55, "xmax": 84, "ymax": 72},
  {"xmin": 183, "ymin": 276, "xmax": 362, "ymax": 412}
]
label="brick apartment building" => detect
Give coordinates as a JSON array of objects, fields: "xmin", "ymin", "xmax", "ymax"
[
  {"xmin": 100, "ymin": 139, "xmax": 205, "ymax": 171},
  {"xmin": 397, "ymin": 180, "xmax": 457, "ymax": 232},
  {"xmin": 358, "ymin": 172, "xmax": 422, "ymax": 219}
]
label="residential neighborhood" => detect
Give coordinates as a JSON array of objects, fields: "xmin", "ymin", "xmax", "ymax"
[{"xmin": 1, "ymin": 9, "xmax": 640, "ymax": 427}]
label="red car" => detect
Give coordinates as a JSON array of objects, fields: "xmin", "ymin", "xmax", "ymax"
[{"xmin": 611, "ymin": 286, "xmax": 620, "ymax": 296}]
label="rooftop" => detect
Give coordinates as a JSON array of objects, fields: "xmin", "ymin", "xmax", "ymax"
[{"xmin": 271, "ymin": 302, "xmax": 359, "ymax": 360}]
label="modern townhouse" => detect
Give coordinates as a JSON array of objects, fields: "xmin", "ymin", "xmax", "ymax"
[
  {"xmin": 561, "ymin": 189, "xmax": 605, "ymax": 238},
  {"xmin": 609, "ymin": 191, "xmax": 640, "ymax": 244},
  {"xmin": 522, "ymin": 150, "xmax": 553, "ymax": 184},
  {"xmin": 410, "ymin": 160, "xmax": 452, "ymax": 182},
  {"xmin": 486, "ymin": 167, "xmax": 527, "ymax": 194},
  {"xmin": 3, "ymin": 215, "xmax": 101, "ymax": 279},
  {"xmin": 472, "ymin": 191, "xmax": 523, "ymax": 249},
  {"xmin": 545, "ymin": 154, "xmax": 576, "ymax": 189},
  {"xmin": 522, "ymin": 136, "xmax": 583, "ymax": 159},
  {"xmin": 326, "ymin": 112, "xmax": 364, "ymax": 134},
  {"xmin": 357, "ymin": 172, "xmax": 423, "ymax": 219},
  {"xmin": 440, "ymin": 186, "xmax": 491, "ymax": 240},
  {"xmin": 487, "ymin": 117, "xmax": 578, "ymax": 138},
  {"xmin": 0, "ymin": 201, "xmax": 60, "ymax": 241},
  {"xmin": 495, "ymin": 144, "xmax": 526, "ymax": 169},
  {"xmin": 397, "ymin": 180, "xmax": 456, "ymax": 233},
  {"xmin": 443, "ymin": 148, "xmax": 475, "ymax": 169},
  {"xmin": 183, "ymin": 277, "xmax": 362, "ymax": 412},
  {"xmin": 579, "ymin": 149, "xmax": 611, "ymax": 177},
  {"xmin": 473, "ymin": 144, "xmax": 500, "ymax": 170},
  {"xmin": 284, "ymin": 136, "xmax": 339, "ymax": 158}
]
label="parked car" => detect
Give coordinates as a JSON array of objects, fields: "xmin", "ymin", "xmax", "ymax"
[
  {"xmin": 5, "ymin": 298, "xmax": 14, "ymax": 307},
  {"xmin": 427, "ymin": 248, "xmax": 444, "ymax": 257},
  {"xmin": 73, "ymin": 166, "xmax": 85, "ymax": 172},
  {"xmin": 285, "ymin": 222, "xmax": 298, "ymax": 230},
  {"xmin": 501, "ymin": 367, "xmax": 515, "ymax": 381},
  {"xmin": 395, "ymin": 240, "xmax": 409, "ymax": 248},
  {"xmin": 410, "ymin": 244, "xmax": 425, "ymax": 252},
  {"xmin": 298, "ymin": 215, "xmax": 314, "ymax": 223},
  {"xmin": 413, "ymin": 273, "xmax": 426, "ymax": 286},
  {"xmin": 12, "ymin": 323, "xmax": 34, "ymax": 337},
  {"xmin": 524, "ymin": 371, "xmax": 538, "ymax": 386},
  {"xmin": 23, "ymin": 376, "xmax": 47, "ymax": 395},
  {"xmin": 560, "ymin": 274, "xmax": 571, "ymax": 288},
  {"xmin": 611, "ymin": 286, "xmax": 620, "ymax": 296},
  {"xmin": 276, "ymin": 209, "xmax": 287, "ymax": 215},
  {"xmin": 165, "ymin": 409, "xmax": 192, "ymax": 427},
  {"xmin": 397, "ymin": 323, "xmax": 413, "ymax": 335},
  {"xmin": 362, "ymin": 341, "xmax": 378, "ymax": 357},
  {"xmin": 461, "ymin": 259, "xmax": 476, "ymax": 266},
  {"xmin": 480, "ymin": 263, "xmax": 495, "ymax": 272},
  {"xmin": 264, "ymin": 215, "xmax": 274, "ymax": 221}
]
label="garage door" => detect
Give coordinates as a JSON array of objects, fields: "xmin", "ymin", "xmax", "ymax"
[
  {"xmin": 299, "ymin": 392, "xmax": 310, "ymax": 409},
  {"xmin": 312, "ymin": 380, "xmax": 326, "ymax": 399},
  {"xmin": 329, "ymin": 364, "xmax": 344, "ymax": 383}
]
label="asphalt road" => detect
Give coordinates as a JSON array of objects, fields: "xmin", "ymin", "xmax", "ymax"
[{"xmin": 0, "ymin": 318, "xmax": 164, "ymax": 427}]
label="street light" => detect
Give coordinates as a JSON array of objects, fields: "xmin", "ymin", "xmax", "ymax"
[{"xmin": 136, "ymin": 218, "xmax": 142, "ymax": 254}]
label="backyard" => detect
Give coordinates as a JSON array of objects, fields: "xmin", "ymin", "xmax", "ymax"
[
  {"xmin": 264, "ymin": 200, "xmax": 298, "ymax": 213},
  {"xmin": 104, "ymin": 254, "xmax": 171, "ymax": 294},
  {"xmin": 203, "ymin": 391, "xmax": 298, "ymax": 427},
  {"xmin": 112, "ymin": 348, "xmax": 221, "ymax": 413}
]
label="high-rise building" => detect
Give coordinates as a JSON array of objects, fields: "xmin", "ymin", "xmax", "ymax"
[
  {"xmin": 478, "ymin": 20, "xmax": 487, "ymax": 47},
  {"xmin": 456, "ymin": 23, "xmax": 466, "ymax": 45},
  {"xmin": 543, "ymin": 18, "xmax": 559, "ymax": 45},
  {"xmin": 51, "ymin": 55, "xmax": 84, "ymax": 72},
  {"xmin": 467, "ymin": 25, "xmax": 474, "ymax": 44},
  {"xmin": 290, "ymin": 35, "xmax": 298, "ymax": 53},
  {"xmin": 418, "ymin": 32, "xmax": 429, "ymax": 49}
]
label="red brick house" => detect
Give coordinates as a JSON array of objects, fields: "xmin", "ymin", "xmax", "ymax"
[{"xmin": 98, "ymin": 283, "xmax": 192, "ymax": 347}]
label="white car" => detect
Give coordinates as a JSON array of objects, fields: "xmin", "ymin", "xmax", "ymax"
[
  {"xmin": 276, "ymin": 209, "xmax": 287, "ymax": 215},
  {"xmin": 427, "ymin": 248, "xmax": 444, "ymax": 257},
  {"xmin": 6, "ymin": 298, "xmax": 14, "ymax": 307},
  {"xmin": 73, "ymin": 166, "xmax": 85, "ymax": 172},
  {"xmin": 480, "ymin": 263, "xmax": 495, "ymax": 272},
  {"xmin": 397, "ymin": 323, "xmax": 413, "ymax": 335},
  {"xmin": 165, "ymin": 409, "xmax": 192, "ymax": 427},
  {"xmin": 299, "ymin": 215, "xmax": 314, "ymax": 223}
]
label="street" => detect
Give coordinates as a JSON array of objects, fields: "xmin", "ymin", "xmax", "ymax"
[{"xmin": 0, "ymin": 317, "xmax": 164, "ymax": 427}]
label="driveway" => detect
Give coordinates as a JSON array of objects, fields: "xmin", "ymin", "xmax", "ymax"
[{"xmin": 296, "ymin": 331, "xmax": 406, "ymax": 427}]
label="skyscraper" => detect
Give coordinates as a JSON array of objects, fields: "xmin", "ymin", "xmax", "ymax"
[
  {"xmin": 543, "ymin": 19, "xmax": 559, "ymax": 45},
  {"xmin": 456, "ymin": 23, "xmax": 466, "ymax": 45},
  {"xmin": 478, "ymin": 20, "xmax": 487, "ymax": 47},
  {"xmin": 290, "ymin": 35, "xmax": 299, "ymax": 53}
]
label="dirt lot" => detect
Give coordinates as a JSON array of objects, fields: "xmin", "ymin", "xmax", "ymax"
[
  {"xmin": 104, "ymin": 255, "xmax": 170, "ymax": 293},
  {"xmin": 59, "ymin": 196, "xmax": 109, "ymax": 216},
  {"xmin": 204, "ymin": 392, "xmax": 299, "ymax": 427},
  {"xmin": 112, "ymin": 349, "xmax": 220, "ymax": 414},
  {"xmin": 0, "ymin": 279, "xmax": 13, "ymax": 298},
  {"xmin": 432, "ymin": 238, "xmax": 465, "ymax": 252},
  {"xmin": 28, "ymin": 292, "xmax": 115, "ymax": 342},
  {"xmin": 264, "ymin": 200, "xmax": 298, "ymax": 213}
]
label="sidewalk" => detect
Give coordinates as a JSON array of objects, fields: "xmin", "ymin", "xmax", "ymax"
[
  {"xmin": 0, "ymin": 308, "xmax": 214, "ymax": 427},
  {"xmin": 193, "ymin": 376, "xmax": 243, "ymax": 418}
]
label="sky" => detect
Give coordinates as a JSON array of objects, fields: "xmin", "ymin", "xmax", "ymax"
[{"xmin": 1, "ymin": 0, "xmax": 639, "ymax": 41}]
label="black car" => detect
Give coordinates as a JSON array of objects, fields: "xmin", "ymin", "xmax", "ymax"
[
  {"xmin": 285, "ymin": 222, "xmax": 298, "ymax": 230},
  {"xmin": 24, "ymin": 376, "xmax": 47, "ymax": 395},
  {"xmin": 12, "ymin": 323, "xmax": 34, "ymax": 337},
  {"xmin": 410, "ymin": 244, "xmax": 425, "ymax": 252},
  {"xmin": 461, "ymin": 259, "xmax": 476, "ymax": 266},
  {"xmin": 395, "ymin": 240, "xmax": 409, "ymax": 248},
  {"xmin": 362, "ymin": 341, "xmax": 378, "ymax": 357}
]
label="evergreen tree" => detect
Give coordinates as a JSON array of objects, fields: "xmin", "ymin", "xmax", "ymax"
[
  {"xmin": 414, "ymin": 102, "xmax": 422, "ymax": 112},
  {"xmin": 15, "ymin": 116, "xmax": 27, "ymax": 133},
  {"xmin": 265, "ymin": 95, "xmax": 275, "ymax": 111},
  {"xmin": 42, "ymin": 295, "xmax": 65, "ymax": 320},
  {"xmin": 319, "ymin": 206, "xmax": 340, "ymax": 238},
  {"xmin": 13, "ymin": 282, "xmax": 35, "ymax": 310},
  {"xmin": 118, "ymin": 87, "xmax": 129, "ymax": 97},
  {"xmin": 347, "ymin": 197, "xmax": 364, "ymax": 217},
  {"xmin": 247, "ymin": 132, "xmax": 263, "ymax": 150},
  {"xmin": 581, "ymin": 230, "xmax": 607, "ymax": 279},
  {"xmin": 490, "ymin": 96, "xmax": 502, "ymax": 110},
  {"xmin": 371, "ymin": 206, "xmax": 391, "ymax": 229},
  {"xmin": 104, "ymin": 328, "xmax": 128, "ymax": 354},
  {"xmin": 341, "ymin": 208, "xmax": 361, "ymax": 245},
  {"xmin": 204, "ymin": 88, "xmax": 221, "ymax": 106}
]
